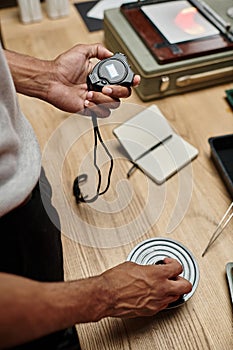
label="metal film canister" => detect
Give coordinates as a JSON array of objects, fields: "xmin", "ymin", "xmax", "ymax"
[{"xmin": 127, "ymin": 237, "xmax": 199, "ymax": 309}]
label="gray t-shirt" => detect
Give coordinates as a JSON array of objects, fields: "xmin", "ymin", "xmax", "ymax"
[{"xmin": 0, "ymin": 44, "xmax": 41, "ymax": 217}]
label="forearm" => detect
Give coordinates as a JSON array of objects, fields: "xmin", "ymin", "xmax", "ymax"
[
  {"xmin": 4, "ymin": 49, "xmax": 52, "ymax": 100},
  {"xmin": 0, "ymin": 272, "xmax": 111, "ymax": 349}
]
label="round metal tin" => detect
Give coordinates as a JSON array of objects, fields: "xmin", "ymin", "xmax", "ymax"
[{"xmin": 127, "ymin": 237, "xmax": 199, "ymax": 308}]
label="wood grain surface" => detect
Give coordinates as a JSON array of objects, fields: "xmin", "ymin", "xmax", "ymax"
[{"xmin": 1, "ymin": 2, "xmax": 233, "ymax": 349}]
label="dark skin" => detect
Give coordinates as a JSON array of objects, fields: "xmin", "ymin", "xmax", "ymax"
[
  {"xmin": 5, "ymin": 43, "xmax": 141, "ymax": 116},
  {"xmin": 1, "ymin": 43, "xmax": 192, "ymax": 348},
  {"xmin": 0, "ymin": 259, "xmax": 192, "ymax": 348}
]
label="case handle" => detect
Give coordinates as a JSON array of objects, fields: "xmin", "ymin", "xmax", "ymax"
[{"xmin": 176, "ymin": 66, "xmax": 233, "ymax": 87}]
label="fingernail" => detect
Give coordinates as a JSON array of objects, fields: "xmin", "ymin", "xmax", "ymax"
[
  {"xmin": 86, "ymin": 91, "xmax": 93, "ymax": 99},
  {"xmin": 103, "ymin": 87, "xmax": 113, "ymax": 95},
  {"xmin": 84, "ymin": 100, "xmax": 89, "ymax": 107}
]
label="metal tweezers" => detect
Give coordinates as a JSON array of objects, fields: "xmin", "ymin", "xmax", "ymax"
[{"xmin": 202, "ymin": 202, "xmax": 233, "ymax": 257}]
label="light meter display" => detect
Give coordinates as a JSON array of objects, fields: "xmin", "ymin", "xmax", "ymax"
[{"xmin": 87, "ymin": 52, "xmax": 135, "ymax": 91}]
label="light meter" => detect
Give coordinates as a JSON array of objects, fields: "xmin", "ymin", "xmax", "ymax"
[{"xmin": 87, "ymin": 52, "xmax": 135, "ymax": 91}]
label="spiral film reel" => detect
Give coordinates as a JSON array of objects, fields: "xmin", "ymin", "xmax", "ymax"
[{"xmin": 127, "ymin": 237, "xmax": 199, "ymax": 308}]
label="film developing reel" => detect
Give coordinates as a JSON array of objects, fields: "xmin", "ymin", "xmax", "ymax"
[{"xmin": 127, "ymin": 237, "xmax": 199, "ymax": 309}]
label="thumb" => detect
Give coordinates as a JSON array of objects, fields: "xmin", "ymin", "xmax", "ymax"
[{"xmin": 87, "ymin": 43, "xmax": 113, "ymax": 61}]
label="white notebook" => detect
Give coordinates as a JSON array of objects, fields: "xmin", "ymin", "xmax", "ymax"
[{"xmin": 113, "ymin": 105, "xmax": 198, "ymax": 184}]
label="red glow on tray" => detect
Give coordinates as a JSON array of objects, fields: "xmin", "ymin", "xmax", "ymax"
[{"xmin": 175, "ymin": 7, "xmax": 205, "ymax": 35}]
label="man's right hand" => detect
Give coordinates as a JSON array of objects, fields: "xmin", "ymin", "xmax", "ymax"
[
  {"xmin": 100, "ymin": 258, "xmax": 192, "ymax": 318},
  {"xmin": 0, "ymin": 258, "xmax": 192, "ymax": 347}
]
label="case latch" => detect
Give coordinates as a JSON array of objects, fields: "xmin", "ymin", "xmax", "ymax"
[{"xmin": 160, "ymin": 76, "xmax": 170, "ymax": 92}]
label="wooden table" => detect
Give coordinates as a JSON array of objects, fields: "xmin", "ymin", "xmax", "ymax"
[{"xmin": 1, "ymin": 2, "xmax": 233, "ymax": 349}]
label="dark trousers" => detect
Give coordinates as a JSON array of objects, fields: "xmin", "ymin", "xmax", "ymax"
[{"xmin": 0, "ymin": 169, "xmax": 81, "ymax": 349}]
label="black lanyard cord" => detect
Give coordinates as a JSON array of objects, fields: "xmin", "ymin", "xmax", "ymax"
[{"xmin": 73, "ymin": 111, "xmax": 114, "ymax": 204}]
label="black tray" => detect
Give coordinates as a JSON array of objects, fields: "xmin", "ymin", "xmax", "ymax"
[{"xmin": 209, "ymin": 134, "xmax": 233, "ymax": 198}]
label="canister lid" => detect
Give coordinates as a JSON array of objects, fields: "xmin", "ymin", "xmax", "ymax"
[{"xmin": 127, "ymin": 237, "xmax": 199, "ymax": 308}]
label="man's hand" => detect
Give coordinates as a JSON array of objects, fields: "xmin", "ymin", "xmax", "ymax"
[
  {"xmin": 100, "ymin": 258, "xmax": 192, "ymax": 318},
  {"xmin": 0, "ymin": 258, "xmax": 192, "ymax": 347},
  {"xmin": 5, "ymin": 43, "xmax": 140, "ymax": 116},
  {"xmin": 47, "ymin": 43, "xmax": 140, "ymax": 115}
]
